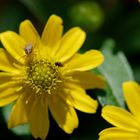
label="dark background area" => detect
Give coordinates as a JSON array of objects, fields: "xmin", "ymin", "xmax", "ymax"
[{"xmin": 0, "ymin": 0, "xmax": 139, "ymax": 139}]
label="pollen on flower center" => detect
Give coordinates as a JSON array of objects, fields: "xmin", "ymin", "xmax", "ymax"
[{"xmin": 24, "ymin": 60, "xmax": 61, "ymax": 94}]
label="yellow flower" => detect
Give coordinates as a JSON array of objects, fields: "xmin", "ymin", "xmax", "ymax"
[
  {"xmin": 0, "ymin": 15, "xmax": 104, "ymax": 139},
  {"xmin": 99, "ymin": 81, "xmax": 140, "ymax": 140}
]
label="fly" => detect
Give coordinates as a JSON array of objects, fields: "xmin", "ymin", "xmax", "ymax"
[
  {"xmin": 24, "ymin": 43, "xmax": 33, "ymax": 55},
  {"xmin": 55, "ymin": 62, "xmax": 63, "ymax": 67}
]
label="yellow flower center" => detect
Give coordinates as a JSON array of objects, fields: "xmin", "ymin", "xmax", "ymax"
[{"xmin": 24, "ymin": 60, "xmax": 61, "ymax": 94}]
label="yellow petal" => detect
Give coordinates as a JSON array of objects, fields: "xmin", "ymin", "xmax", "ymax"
[
  {"xmin": 55, "ymin": 27, "xmax": 86, "ymax": 62},
  {"xmin": 0, "ymin": 82, "xmax": 22, "ymax": 106},
  {"xmin": 49, "ymin": 94, "xmax": 78, "ymax": 134},
  {"xmin": 29, "ymin": 97, "xmax": 49, "ymax": 139},
  {"xmin": 8, "ymin": 93, "xmax": 28, "ymax": 128},
  {"xmin": 0, "ymin": 31, "xmax": 26, "ymax": 64},
  {"xmin": 19, "ymin": 20, "xmax": 40, "ymax": 44},
  {"xmin": 65, "ymin": 71, "xmax": 105, "ymax": 89},
  {"xmin": 102, "ymin": 105, "xmax": 138, "ymax": 131},
  {"xmin": 61, "ymin": 82, "xmax": 98, "ymax": 113},
  {"xmin": 0, "ymin": 48, "xmax": 21, "ymax": 73},
  {"xmin": 19, "ymin": 20, "xmax": 45, "ymax": 60},
  {"xmin": 123, "ymin": 81, "xmax": 140, "ymax": 120},
  {"xmin": 64, "ymin": 50, "xmax": 104, "ymax": 73},
  {"xmin": 41, "ymin": 15, "xmax": 63, "ymax": 48},
  {"xmin": 99, "ymin": 127, "xmax": 137, "ymax": 140},
  {"xmin": 0, "ymin": 72, "xmax": 16, "ymax": 84}
]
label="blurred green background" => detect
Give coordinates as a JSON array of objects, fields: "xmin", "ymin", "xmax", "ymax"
[{"xmin": 0, "ymin": 0, "xmax": 139, "ymax": 140}]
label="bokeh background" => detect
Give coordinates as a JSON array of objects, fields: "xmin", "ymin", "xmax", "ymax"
[{"xmin": 0, "ymin": 0, "xmax": 139, "ymax": 140}]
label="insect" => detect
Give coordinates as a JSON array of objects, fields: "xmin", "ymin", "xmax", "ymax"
[
  {"xmin": 24, "ymin": 43, "xmax": 33, "ymax": 55},
  {"xmin": 55, "ymin": 62, "xmax": 63, "ymax": 67}
]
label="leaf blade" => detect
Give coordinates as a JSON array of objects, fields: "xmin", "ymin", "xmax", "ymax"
[{"xmin": 98, "ymin": 39, "xmax": 134, "ymax": 107}]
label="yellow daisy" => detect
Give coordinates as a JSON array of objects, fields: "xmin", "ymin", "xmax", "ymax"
[
  {"xmin": 0, "ymin": 15, "xmax": 104, "ymax": 139},
  {"xmin": 99, "ymin": 81, "xmax": 140, "ymax": 140}
]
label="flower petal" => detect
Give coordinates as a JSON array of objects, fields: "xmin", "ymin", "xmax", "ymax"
[
  {"xmin": 99, "ymin": 127, "xmax": 137, "ymax": 140},
  {"xmin": 0, "ymin": 48, "xmax": 21, "ymax": 73},
  {"xmin": 8, "ymin": 93, "xmax": 28, "ymax": 128},
  {"xmin": 55, "ymin": 27, "xmax": 86, "ymax": 62},
  {"xmin": 0, "ymin": 31, "xmax": 26, "ymax": 63},
  {"xmin": 63, "ymin": 50, "xmax": 104, "ymax": 73},
  {"xmin": 0, "ymin": 82, "xmax": 22, "ymax": 106},
  {"xmin": 49, "ymin": 94, "xmax": 78, "ymax": 134},
  {"xmin": 101, "ymin": 105, "xmax": 138, "ymax": 131},
  {"xmin": 19, "ymin": 20, "xmax": 40, "ymax": 44},
  {"xmin": 0, "ymin": 72, "xmax": 16, "ymax": 84},
  {"xmin": 66, "ymin": 71, "xmax": 105, "ymax": 89},
  {"xmin": 123, "ymin": 81, "xmax": 140, "ymax": 120},
  {"xmin": 29, "ymin": 97, "xmax": 49, "ymax": 139},
  {"xmin": 61, "ymin": 82, "xmax": 98, "ymax": 113},
  {"xmin": 41, "ymin": 15, "xmax": 63, "ymax": 48}
]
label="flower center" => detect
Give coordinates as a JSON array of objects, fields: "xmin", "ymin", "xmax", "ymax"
[{"xmin": 24, "ymin": 60, "xmax": 61, "ymax": 94}]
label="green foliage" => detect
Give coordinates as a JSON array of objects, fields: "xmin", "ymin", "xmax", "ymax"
[{"xmin": 98, "ymin": 39, "xmax": 134, "ymax": 107}]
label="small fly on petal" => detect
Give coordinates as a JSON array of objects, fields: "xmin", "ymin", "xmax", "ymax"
[
  {"xmin": 24, "ymin": 43, "xmax": 33, "ymax": 55},
  {"xmin": 55, "ymin": 62, "xmax": 63, "ymax": 67}
]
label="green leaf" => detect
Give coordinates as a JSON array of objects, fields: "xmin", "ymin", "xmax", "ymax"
[
  {"xmin": 2, "ymin": 103, "xmax": 31, "ymax": 136},
  {"xmin": 97, "ymin": 39, "xmax": 134, "ymax": 107}
]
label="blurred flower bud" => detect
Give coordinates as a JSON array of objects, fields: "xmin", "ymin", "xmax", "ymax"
[{"xmin": 69, "ymin": 1, "xmax": 104, "ymax": 32}]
